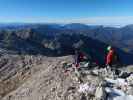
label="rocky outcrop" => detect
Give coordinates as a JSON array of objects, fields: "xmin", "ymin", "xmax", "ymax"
[{"xmin": 0, "ymin": 54, "xmax": 45, "ymax": 98}]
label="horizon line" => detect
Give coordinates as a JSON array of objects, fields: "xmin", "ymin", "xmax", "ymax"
[{"xmin": 0, "ymin": 16, "xmax": 133, "ymax": 27}]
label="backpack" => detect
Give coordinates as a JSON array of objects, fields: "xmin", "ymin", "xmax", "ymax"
[{"xmin": 112, "ymin": 50, "xmax": 120, "ymax": 64}]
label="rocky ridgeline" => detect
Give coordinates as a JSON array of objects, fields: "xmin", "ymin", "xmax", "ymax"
[
  {"xmin": 0, "ymin": 55, "xmax": 132, "ymax": 100},
  {"xmin": 0, "ymin": 54, "xmax": 45, "ymax": 98}
]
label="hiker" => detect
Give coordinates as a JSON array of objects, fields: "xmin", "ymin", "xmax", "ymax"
[
  {"xmin": 106, "ymin": 46, "xmax": 114, "ymax": 67},
  {"xmin": 74, "ymin": 50, "xmax": 86, "ymax": 68},
  {"xmin": 106, "ymin": 45, "xmax": 120, "ymax": 68}
]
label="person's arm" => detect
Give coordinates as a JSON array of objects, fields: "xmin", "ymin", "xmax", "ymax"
[{"xmin": 106, "ymin": 52, "xmax": 111, "ymax": 65}]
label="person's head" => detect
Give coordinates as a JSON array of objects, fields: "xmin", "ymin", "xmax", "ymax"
[{"xmin": 107, "ymin": 45, "xmax": 112, "ymax": 51}]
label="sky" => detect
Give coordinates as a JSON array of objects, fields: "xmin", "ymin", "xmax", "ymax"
[{"xmin": 0, "ymin": 0, "xmax": 133, "ymax": 26}]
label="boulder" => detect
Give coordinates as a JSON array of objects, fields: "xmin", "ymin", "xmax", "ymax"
[
  {"xmin": 127, "ymin": 74, "xmax": 133, "ymax": 85},
  {"xmin": 95, "ymin": 86, "xmax": 106, "ymax": 100}
]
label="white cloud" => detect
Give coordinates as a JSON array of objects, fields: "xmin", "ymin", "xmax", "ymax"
[
  {"xmin": 1, "ymin": 16, "xmax": 133, "ymax": 26},
  {"xmin": 49, "ymin": 16, "xmax": 133, "ymax": 26}
]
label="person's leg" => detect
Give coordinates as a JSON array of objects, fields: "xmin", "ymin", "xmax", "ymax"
[{"xmin": 106, "ymin": 63, "xmax": 111, "ymax": 72}]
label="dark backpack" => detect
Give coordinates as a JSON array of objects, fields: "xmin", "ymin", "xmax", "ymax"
[{"xmin": 112, "ymin": 51, "xmax": 120, "ymax": 64}]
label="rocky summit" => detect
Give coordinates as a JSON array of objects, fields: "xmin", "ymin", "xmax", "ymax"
[{"xmin": 0, "ymin": 55, "xmax": 133, "ymax": 100}]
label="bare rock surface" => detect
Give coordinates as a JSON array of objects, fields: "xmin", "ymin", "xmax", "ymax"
[
  {"xmin": 2, "ymin": 55, "xmax": 79, "ymax": 100},
  {"xmin": 0, "ymin": 55, "xmax": 133, "ymax": 100}
]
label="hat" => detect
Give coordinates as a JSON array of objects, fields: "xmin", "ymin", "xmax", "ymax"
[{"xmin": 107, "ymin": 46, "xmax": 112, "ymax": 51}]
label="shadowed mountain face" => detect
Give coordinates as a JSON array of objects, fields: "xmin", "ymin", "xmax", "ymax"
[
  {"xmin": 2, "ymin": 23, "xmax": 132, "ymax": 53},
  {"xmin": 0, "ymin": 26, "xmax": 133, "ymax": 65},
  {"xmin": 62, "ymin": 23, "xmax": 101, "ymax": 30}
]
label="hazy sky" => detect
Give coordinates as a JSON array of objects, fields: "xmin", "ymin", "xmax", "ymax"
[{"xmin": 0, "ymin": 0, "xmax": 133, "ymax": 25}]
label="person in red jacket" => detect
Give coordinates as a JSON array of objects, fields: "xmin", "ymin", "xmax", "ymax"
[{"xmin": 106, "ymin": 46, "xmax": 114, "ymax": 67}]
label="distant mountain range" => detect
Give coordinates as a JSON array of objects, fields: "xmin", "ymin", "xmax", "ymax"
[
  {"xmin": 22, "ymin": 23, "xmax": 133, "ymax": 54},
  {"xmin": 0, "ymin": 23, "xmax": 133, "ymax": 52},
  {"xmin": 0, "ymin": 23, "xmax": 133, "ymax": 65}
]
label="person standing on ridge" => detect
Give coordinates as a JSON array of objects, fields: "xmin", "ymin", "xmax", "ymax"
[
  {"xmin": 106, "ymin": 46, "xmax": 114, "ymax": 67},
  {"xmin": 74, "ymin": 49, "xmax": 86, "ymax": 68}
]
